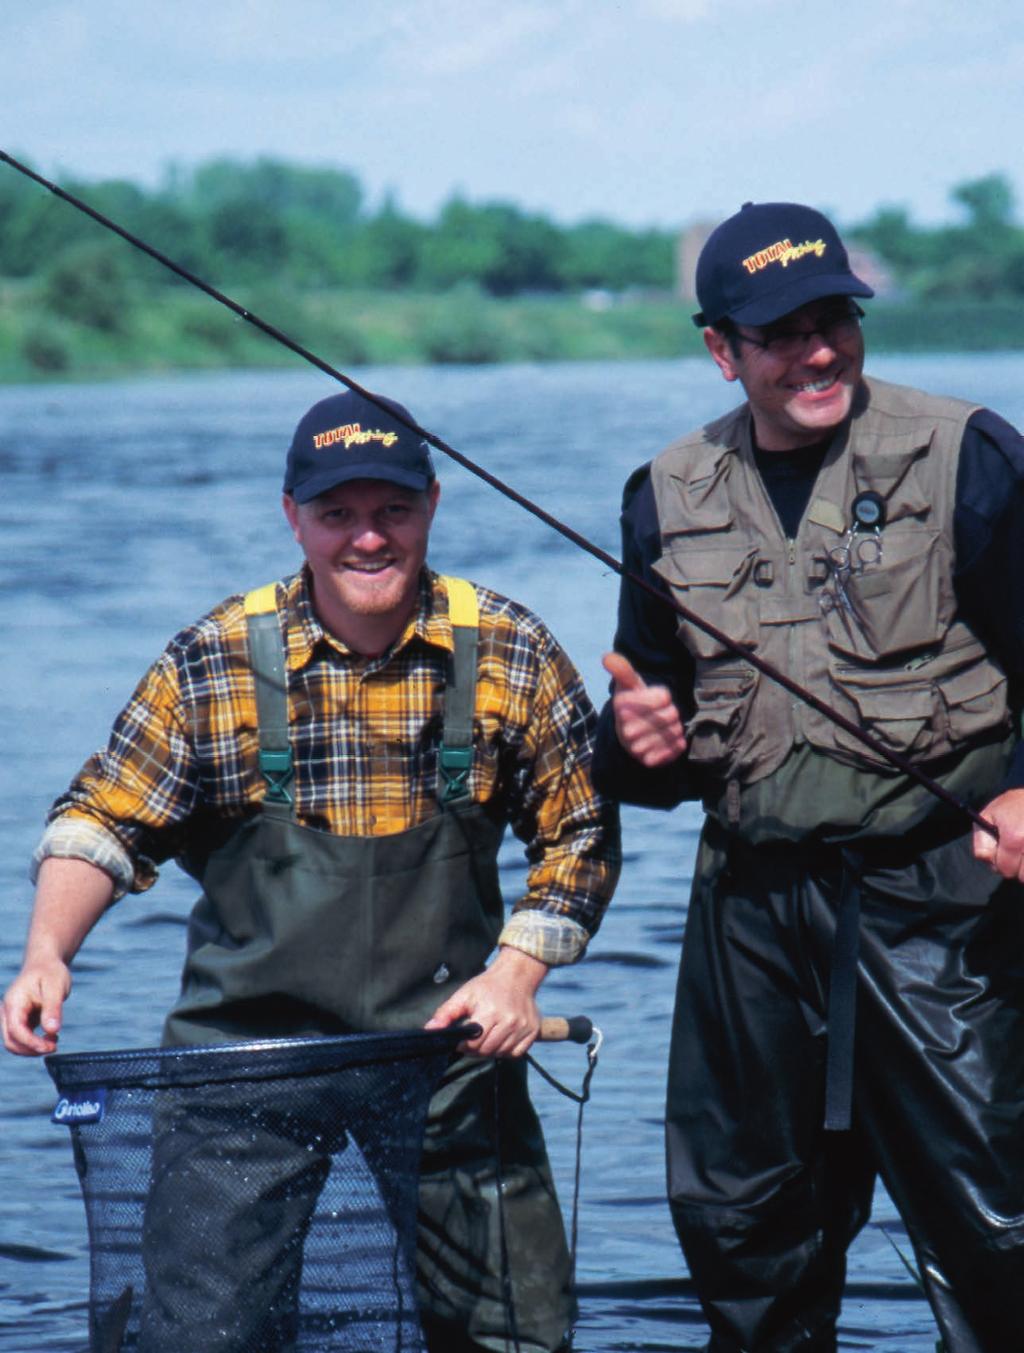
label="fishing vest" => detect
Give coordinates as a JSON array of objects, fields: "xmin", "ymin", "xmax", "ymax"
[
  {"xmin": 164, "ymin": 575, "xmax": 506, "ymax": 1046},
  {"xmin": 649, "ymin": 377, "xmax": 1011, "ymax": 786}
]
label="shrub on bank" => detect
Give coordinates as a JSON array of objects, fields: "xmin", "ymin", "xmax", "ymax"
[
  {"xmin": 419, "ymin": 284, "xmax": 512, "ymax": 364},
  {"xmin": 21, "ymin": 322, "xmax": 71, "ymax": 373},
  {"xmin": 42, "ymin": 243, "xmax": 137, "ymax": 334},
  {"xmin": 4, "ymin": 285, "xmax": 1024, "ymax": 382}
]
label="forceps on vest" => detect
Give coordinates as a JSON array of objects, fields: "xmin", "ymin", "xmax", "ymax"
[{"xmin": 819, "ymin": 491, "xmax": 886, "ymax": 615}]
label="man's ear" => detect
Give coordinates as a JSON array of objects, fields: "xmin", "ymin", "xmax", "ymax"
[
  {"xmin": 282, "ymin": 492, "xmax": 301, "ymax": 541},
  {"xmin": 704, "ymin": 327, "xmax": 742, "ymax": 383},
  {"xmin": 426, "ymin": 479, "xmax": 441, "ymax": 522}
]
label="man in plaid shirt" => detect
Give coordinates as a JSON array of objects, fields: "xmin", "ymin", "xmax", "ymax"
[{"xmin": 2, "ymin": 387, "xmax": 620, "ymax": 1353}]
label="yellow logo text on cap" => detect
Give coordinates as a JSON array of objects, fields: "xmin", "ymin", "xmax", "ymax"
[
  {"xmin": 312, "ymin": 422, "xmax": 399, "ymax": 451},
  {"xmin": 742, "ymin": 238, "xmax": 827, "ymax": 276}
]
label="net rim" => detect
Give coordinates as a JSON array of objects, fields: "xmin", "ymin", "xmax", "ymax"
[{"xmin": 45, "ymin": 1025, "xmax": 478, "ymax": 1093}]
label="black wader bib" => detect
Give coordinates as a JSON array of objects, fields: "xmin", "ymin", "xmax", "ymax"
[{"xmin": 147, "ymin": 580, "xmax": 573, "ymax": 1353}]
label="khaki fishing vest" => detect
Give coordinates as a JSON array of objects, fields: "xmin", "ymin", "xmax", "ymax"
[{"xmin": 649, "ymin": 377, "xmax": 1011, "ymax": 785}]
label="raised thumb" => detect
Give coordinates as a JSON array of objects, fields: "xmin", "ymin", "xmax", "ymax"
[{"xmin": 602, "ymin": 651, "xmax": 646, "ymax": 692}]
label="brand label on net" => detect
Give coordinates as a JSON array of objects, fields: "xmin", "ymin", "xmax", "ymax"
[{"xmin": 51, "ymin": 1089, "xmax": 107, "ymax": 1125}]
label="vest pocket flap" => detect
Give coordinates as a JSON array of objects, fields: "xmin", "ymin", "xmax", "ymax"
[
  {"xmin": 694, "ymin": 665, "xmax": 757, "ymax": 705},
  {"xmin": 841, "ymin": 679, "xmax": 935, "ymax": 721},
  {"xmin": 853, "ymin": 436, "xmax": 931, "ymax": 481},
  {"xmin": 852, "ymin": 447, "xmax": 930, "ymax": 521},
  {"xmin": 662, "ymin": 443, "xmax": 735, "ymax": 529},
  {"xmin": 656, "ymin": 545, "xmax": 754, "ymax": 589},
  {"xmin": 661, "ymin": 503, "xmax": 734, "ymax": 535},
  {"xmin": 936, "ymin": 662, "xmax": 1007, "ymax": 712},
  {"xmin": 655, "ymin": 545, "xmax": 759, "ymax": 657},
  {"xmin": 831, "ymin": 672, "xmax": 938, "ymax": 762}
]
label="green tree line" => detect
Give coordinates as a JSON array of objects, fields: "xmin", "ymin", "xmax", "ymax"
[
  {"xmin": 0, "ymin": 155, "xmax": 674, "ymax": 301},
  {"xmin": 2, "ymin": 158, "xmax": 1022, "ymax": 301},
  {"xmin": 2, "ymin": 157, "xmax": 1023, "ymax": 377}
]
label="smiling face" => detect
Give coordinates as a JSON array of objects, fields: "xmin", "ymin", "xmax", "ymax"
[
  {"xmin": 704, "ymin": 297, "xmax": 865, "ymax": 450},
  {"xmin": 283, "ymin": 477, "xmax": 440, "ymax": 654}
]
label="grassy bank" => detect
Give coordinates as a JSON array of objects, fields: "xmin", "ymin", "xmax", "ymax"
[{"xmin": 2, "ymin": 280, "xmax": 1024, "ymax": 382}]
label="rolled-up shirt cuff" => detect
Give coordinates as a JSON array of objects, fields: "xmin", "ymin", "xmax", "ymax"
[
  {"xmin": 497, "ymin": 910, "xmax": 590, "ymax": 966},
  {"xmin": 31, "ymin": 817, "xmax": 139, "ymax": 900}
]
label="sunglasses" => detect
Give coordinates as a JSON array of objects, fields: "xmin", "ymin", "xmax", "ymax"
[{"xmin": 736, "ymin": 303, "xmax": 865, "ymax": 359}]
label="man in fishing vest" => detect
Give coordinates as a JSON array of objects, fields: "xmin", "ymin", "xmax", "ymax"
[
  {"xmin": 593, "ymin": 201, "xmax": 1024, "ymax": 1352},
  {"xmin": 2, "ymin": 387, "xmax": 621, "ymax": 1353}
]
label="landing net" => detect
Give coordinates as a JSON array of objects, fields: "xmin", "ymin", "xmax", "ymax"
[{"xmin": 46, "ymin": 1029, "xmax": 465, "ymax": 1353}]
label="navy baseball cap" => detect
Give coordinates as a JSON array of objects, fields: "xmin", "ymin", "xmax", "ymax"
[
  {"xmin": 693, "ymin": 201, "xmax": 874, "ymax": 328},
  {"xmin": 283, "ymin": 389, "xmax": 435, "ymax": 503}
]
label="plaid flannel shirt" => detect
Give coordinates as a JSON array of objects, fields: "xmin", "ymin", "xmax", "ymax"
[{"xmin": 36, "ymin": 569, "xmax": 620, "ymax": 965}]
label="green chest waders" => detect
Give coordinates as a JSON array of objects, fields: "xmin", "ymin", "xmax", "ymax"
[
  {"xmin": 164, "ymin": 576, "xmax": 504, "ymax": 1047},
  {"xmin": 159, "ymin": 578, "xmax": 574, "ymax": 1353}
]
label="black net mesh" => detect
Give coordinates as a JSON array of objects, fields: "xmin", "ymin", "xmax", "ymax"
[{"xmin": 46, "ymin": 1029, "xmax": 464, "ymax": 1353}]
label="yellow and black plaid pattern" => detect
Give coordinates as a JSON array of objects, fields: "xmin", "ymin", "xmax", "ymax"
[{"xmin": 40, "ymin": 570, "xmax": 619, "ymax": 964}]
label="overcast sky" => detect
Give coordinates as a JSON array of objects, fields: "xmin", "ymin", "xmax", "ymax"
[{"xmin": 5, "ymin": 0, "xmax": 1024, "ymax": 231}]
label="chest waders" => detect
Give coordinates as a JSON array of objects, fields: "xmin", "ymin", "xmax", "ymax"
[
  {"xmin": 157, "ymin": 578, "xmax": 574, "ymax": 1353},
  {"xmin": 164, "ymin": 576, "xmax": 504, "ymax": 1047},
  {"xmin": 665, "ymin": 817, "xmax": 1024, "ymax": 1353}
]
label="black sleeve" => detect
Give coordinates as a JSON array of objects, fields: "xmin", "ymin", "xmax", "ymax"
[
  {"xmin": 954, "ymin": 409, "xmax": 1024, "ymax": 787},
  {"xmin": 592, "ymin": 465, "xmax": 705, "ymax": 807}
]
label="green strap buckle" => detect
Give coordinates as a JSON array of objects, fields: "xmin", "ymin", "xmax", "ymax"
[
  {"xmin": 259, "ymin": 748, "xmax": 294, "ymax": 805},
  {"xmin": 438, "ymin": 744, "xmax": 472, "ymax": 803}
]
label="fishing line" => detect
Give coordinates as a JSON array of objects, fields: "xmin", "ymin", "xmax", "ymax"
[
  {"xmin": 0, "ymin": 148, "xmax": 998, "ymax": 839},
  {"xmin": 528, "ymin": 1027, "xmax": 602, "ymax": 1353}
]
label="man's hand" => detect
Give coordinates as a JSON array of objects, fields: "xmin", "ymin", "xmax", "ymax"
[
  {"xmin": 602, "ymin": 652, "xmax": 688, "ymax": 767},
  {"xmin": 424, "ymin": 947, "xmax": 548, "ymax": 1058},
  {"xmin": 973, "ymin": 788, "xmax": 1024, "ymax": 882},
  {"xmin": 2, "ymin": 856, "xmax": 115, "ymax": 1057},
  {"xmin": 1, "ymin": 958, "xmax": 72, "ymax": 1056}
]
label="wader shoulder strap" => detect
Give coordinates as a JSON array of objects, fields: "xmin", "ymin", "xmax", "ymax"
[
  {"xmin": 242, "ymin": 577, "xmax": 478, "ymax": 812},
  {"xmin": 437, "ymin": 576, "xmax": 479, "ymax": 805},
  {"xmin": 244, "ymin": 584, "xmax": 294, "ymax": 812}
]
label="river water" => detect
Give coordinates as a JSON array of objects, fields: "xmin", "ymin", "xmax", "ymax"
[{"xmin": 2, "ymin": 353, "xmax": 1022, "ymax": 1352}]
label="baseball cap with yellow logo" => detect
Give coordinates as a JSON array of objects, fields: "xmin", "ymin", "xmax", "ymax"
[
  {"xmin": 693, "ymin": 201, "xmax": 873, "ymax": 328},
  {"xmin": 284, "ymin": 389, "xmax": 435, "ymax": 503}
]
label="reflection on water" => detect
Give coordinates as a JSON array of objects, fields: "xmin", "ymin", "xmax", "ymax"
[{"xmin": 6, "ymin": 355, "xmax": 1018, "ymax": 1350}]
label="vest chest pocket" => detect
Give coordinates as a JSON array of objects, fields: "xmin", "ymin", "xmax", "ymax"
[
  {"xmin": 687, "ymin": 663, "xmax": 759, "ymax": 770},
  {"xmin": 654, "ymin": 543, "xmax": 759, "ymax": 660},
  {"xmin": 820, "ymin": 528, "xmax": 948, "ymax": 662}
]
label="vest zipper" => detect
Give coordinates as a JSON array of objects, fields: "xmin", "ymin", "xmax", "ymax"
[{"xmin": 786, "ymin": 538, "xmax": 803, "ymax": 744}]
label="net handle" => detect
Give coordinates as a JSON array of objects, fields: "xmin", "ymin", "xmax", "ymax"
[
  {"xmin": 453, "ymin": 1015, "xmax": 594, "ymax": 1045},
  {"xmin": 539, "ymin": 1015, "xmax": 593, "ymax": 1045}
]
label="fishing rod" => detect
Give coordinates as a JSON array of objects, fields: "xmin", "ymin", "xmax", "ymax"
[{"xmin": 0, "ymin": 148, "xmax": 998, "ymax": 839}]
